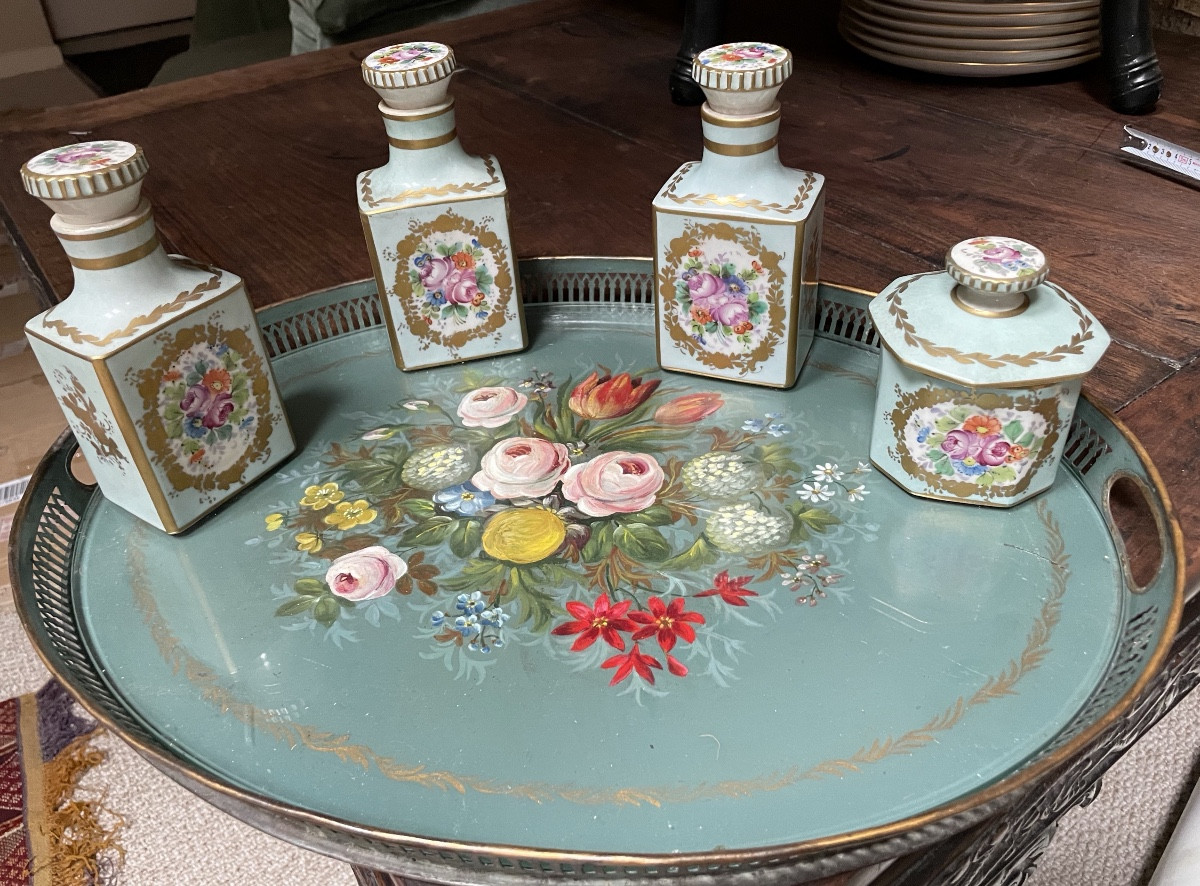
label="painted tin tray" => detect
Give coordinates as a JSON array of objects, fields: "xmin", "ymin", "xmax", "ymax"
[{"xmin": 11, "ymin": 258, "xmax": 1183, "ymax": 884}]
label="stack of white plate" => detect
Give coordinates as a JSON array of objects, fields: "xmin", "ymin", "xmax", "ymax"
[{"xmin": 838, "ymin": 0, "xmax": 1101, "ymax": 76}]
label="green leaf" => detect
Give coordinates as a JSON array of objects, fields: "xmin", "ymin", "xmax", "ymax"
[
  {"xmin": 581, "ymin": 521, "xmax": 615, "ymax": 563},
  {"xmin": 757, "ymin": 441, "xmax": 803, "ymax": 477},
  {"xmin": 948, "ymin": 405, "xmax": 973, "ymax": 422},
  {"xmin": 934, "ymin": 416, "xmax": 960, "ymax": 432},
  {"xmin": 475, "ymin": 268, "xmax": 493, "ymax": 290},
  {"xmin": 343, "ymin": 446, "xmax": 410, "ymax": 495},
  {"xmin": 436, "ymin": 243, "xmax": 455, "ymax": 256},
  {"xmin": 793, "ymin": 507, "xmax": 841, "ymax": 534},
  {"xmin": 403, "ymin": 499, "xmax": 436, "ymax": 518},
  {"xmin": 977, "ymin": 471, "xmax": 996, "ymax": 488},
  {"xmin": 163, "ymin": 403, "xmax": 183, "ymax": 422},
  {"xmin": 401, "ymin": 516, "xmax": 454, "ymax": 546},
  {"xmin": 630, "ymin": 504, "xmax": 674, "ymax": 526},
  {"xmin": 217, "ymin": 424, "xmax": 233, "ymax": 441},
  {"xmin": 1003, "ymin": 420, "xmax": 1025, "ymax": 442},
  {"xmin": 1016, "ymin": 431, "xmax": 1035, "ymax": 448},
  {"xmin": 661, "ymin": 536, "xmax": 717, "ymax": 571},
  {"xmin": 313, "ymin": 596, "xmax": 341, "ymax": 626},
  {"xmin": 936, "ymin": 460, "xmax": 956, "ymax": 476},
  {"xmin": 930, "ymin": 449, "xmax": 949, "ymax": 465},
  {"xmin": 222, "ymin": 352, "xmax": 237, "ymax": 370},
  {"xmin": 927, "ymin": 432, "xmax": 946, "ymax": 447},
  {"xmin": 442, "ymin": 557, "xmax": 507, "ymax": 593},
  {"xmin": 990, "ymin": 465, "xmax": 1018, "ymax": 484},
  {"xmin": 232, "ymin": 386, "xmax": 249, "ymax": 408},
  {"xmin": 788, "ymin": 515, "xmax": 810, "ymax": 544},
  {"xmin": 615, "ymin": 524, "xmax": 672, "ymax": 562},
  {"xmin": 508, "ymin": 581, "xmax": 562, "ymax": 632},
  {"xmin": 186, "ymin": 372, "xmax": 202, "ymax": 386},
  {"xmin": 166, "ymin": 420, "xmax": 183, "ymax": 439},
  {"xmin": 294, "ymin": 578, "xmax": 326, "ymax": 596},
  {"xmin": 275, "ymin": 596, "xmax": 316, "ymax": 617},
  {"xmin": 448, "ymin": 519, "xmax": 483, "ymax": 559}
]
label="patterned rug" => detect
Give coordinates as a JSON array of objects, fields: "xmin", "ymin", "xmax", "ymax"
[{"xmin": 0, "ymin": 680, "xmax": 122, "ymax": 886}]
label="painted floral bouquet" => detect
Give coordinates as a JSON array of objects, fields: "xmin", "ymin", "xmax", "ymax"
[
  {"xmin": 674, "ymin": 250, "xmax": 769, "ymax": 351},
  {"xmin": 411, "ymin": 239, "xmax": 494, "ymax": 325},
  {"xmin": 158, "ymin": 343, "xmax": 254, "ymax": 468},
  {"xmin": 261, "ymin": 367, "xmax": 870, "ymax": 695}
]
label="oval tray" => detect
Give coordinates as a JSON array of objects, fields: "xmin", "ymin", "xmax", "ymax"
[{"xmin": 10, "ymin": 258, "xmax": 1183, "ymax": 884}]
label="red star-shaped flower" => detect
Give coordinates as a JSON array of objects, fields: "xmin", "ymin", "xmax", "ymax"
[
  {"xmin": 629, "ymin": 595, "xmax": 704, "ymax": 652},
  {"xmin": 695, "ymin": 570, "xmax": 758, "ymax": 607},
  {"xmin": 601, "ymin": 644, "xmax": 663, "ymax": 686},
  {"xmin": 551, "ymin": 592, "xmax": 636, "ymax": 651}
]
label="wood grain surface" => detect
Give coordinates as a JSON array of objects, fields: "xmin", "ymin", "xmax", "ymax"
[{"xmin": 1, "ymin": 0, "xmax": 1197, "ymax": 584}]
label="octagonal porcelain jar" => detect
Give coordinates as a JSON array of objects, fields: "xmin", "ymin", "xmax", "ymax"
[{"xmin": 868, "ymin": 237, "xmax": 1110, "ymax": 507}]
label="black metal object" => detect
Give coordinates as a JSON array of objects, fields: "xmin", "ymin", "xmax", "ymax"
[
  {"xmin": 669, "ymin": 0, "xmax": 726, "ymax": 105},
  {"xmin": 1102, "ymin": 0, "xmax": 1163, "ymax": 114}
]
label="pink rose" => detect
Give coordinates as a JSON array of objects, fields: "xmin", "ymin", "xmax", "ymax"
[
  {"xmin": 977, "ymin": 434, "xmax": 1012, "ymax": 467},
  {"xmin": 325, "ymin": 546, "xmax": 407, "ymax": 601},
  {"xmin": 941, "ymin": 429, "xmax": 982, "ymax": 461},
  {"xmin": 444, "ymin": 268, "xmax": 480, "ymax": 304},
  {"xmin": 687, "ymin": 271, "xmax": 725, "ymax": 303},
  {"xmin": 417, "ymin": 255, "xmax": 455, "ymax": 291},
  {"xmin": 562, "ymin": 451, "xmax": 665, "ymax": 517},
  {"xmin": 472, "ymin": 437, "xmax": 572, "ymax": 499},
  {"xmin": 711, "ymin": 294, "xmax": 750, "ymax": 328},
  {"xmin": 457, "ymin": 387, "xmax": 529, "ymax": 428}
]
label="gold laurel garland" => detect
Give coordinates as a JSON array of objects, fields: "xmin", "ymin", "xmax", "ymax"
[
  {"xmin": 661, "ymin": 165, "xmax": 818, "ymax": 215},
  {"xmin": 41, "ymin": 260, "xmax": 224, "ymax": 348},
  {"xmin": 360, "ymin": 157, "xmax": 501, "ymax": 210},
  {"xmin": 127, "ymin": 501, "xmax": 1067, "ymax": 807},
  {"xmin": 886, "ymin": 274, "xmax": 1095, "ymax": 369}
]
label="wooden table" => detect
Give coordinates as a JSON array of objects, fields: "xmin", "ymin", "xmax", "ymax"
[{"xmin": 3, "ymin": 1, "xmax": 1199, "ymax": 881}]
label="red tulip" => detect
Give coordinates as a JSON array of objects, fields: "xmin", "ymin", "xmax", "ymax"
[
  {"xmin": 568, "ymin": 372, "xmax": 660, "ymax": 420},
  {"xmin": 653, "ymin": 392, "xmax": 724, "ymax": 425}
]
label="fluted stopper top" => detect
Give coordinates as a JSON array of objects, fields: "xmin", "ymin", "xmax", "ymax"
[
  {"xmin": 692, "ymin": 42, "xmax": 793, "ymax": 116},
  {"xmin": 362, "ymin": 42, "xmax": 456, "ymax": 110}
]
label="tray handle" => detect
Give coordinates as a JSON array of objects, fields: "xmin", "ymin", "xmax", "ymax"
[{"xmin": 1103, "ymin": 471, "xmax": 1171, "ymax": 594}]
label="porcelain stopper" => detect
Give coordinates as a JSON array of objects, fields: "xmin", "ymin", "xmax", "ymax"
[
  {"xmin": 945, "ymin": 237, "xmax": 1049, "ymax": 316},
  {"xmin": 362, "ymin": 41, "xmax": 456, "ymax": 111},
  {"xmin": 21, "ymin": 140, "xmax": 148, "ymax": 224},
  {"xmin": 692, "ymin": 42, "xmax": 793, "ymax": 117}
]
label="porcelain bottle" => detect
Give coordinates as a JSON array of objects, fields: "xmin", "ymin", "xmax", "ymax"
[
  {"xmin": 868, "ymin": 236, "xmax": 1110, "ymax": 506},
  {"xmin": 357, "ymin": 41, "xmax": 527, "ymax": 371},
  {"xmin": 21, "ymin": 140, "xmax": 295, "ymax": 533},
  {"xmin": 652, "ymin": 42, "xmax": 825, "ymax": 388}
]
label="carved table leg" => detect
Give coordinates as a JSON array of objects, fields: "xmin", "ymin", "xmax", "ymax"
[
  {"xmin": 1101, "ymin": 0, "xmax": 1163, "ymax": 114},
  {"xmin": 670, "ymin": 0, "xmax": 726, "ymax": 105}
]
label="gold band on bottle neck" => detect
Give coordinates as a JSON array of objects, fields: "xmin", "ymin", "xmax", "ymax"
[
  {"xmin": 67, "ymin": 234, "xmax": 160, "ymax": 270},
  {"xmin": 702, "ymin": 135, "xmax": 779, "ymax": 157},
  {"xmin": 54, "ymin": 201, "xmax": 154, "ymax": 242},
  {"xmin": 388, "ymin": 129, "xmax": 458, "ymax": 151},
  {"xmin": 701, "ymin": 105, "xmax": 781, "ymax": 128}
]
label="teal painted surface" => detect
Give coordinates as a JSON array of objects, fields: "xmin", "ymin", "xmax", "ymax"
[{"xmin": 68, "ymin": 289, "xmax": 1152, "ymax": 856}]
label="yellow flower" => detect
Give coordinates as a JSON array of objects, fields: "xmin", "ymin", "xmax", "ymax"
[
  {"xmin": 324, "ymin": 499, "xmax": 378, "ymax": 530},
  {"xmin": 300, "ymin": 482, "xmax": 344, "ymax": 510},
  {"xmin": 296, "ymin": 532, "xmax": 323, "ymax": 553},
  {"xmin": 481, "ymin": 507, "xmax": 566, "ymax": 564},
  {"xmin": 265, "ymin": 512, "xmax": 284, "ymax": 531}
]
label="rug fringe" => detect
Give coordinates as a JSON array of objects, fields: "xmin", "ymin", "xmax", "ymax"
[{"xmin": 31, "ymin": 731, "xmax": 125, "ymax": 886}]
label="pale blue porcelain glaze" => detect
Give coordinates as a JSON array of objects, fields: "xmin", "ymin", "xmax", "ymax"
[
  {"xmin": 868, "ymin": 238, "xmax": 1110, "ymax": 506},
  {"xmin": 357, "ymin": 41, "xmax": 527, "ymax": 371},
  {"xmin": 20, "ymin": 141, "xmax": 295, "ymax": 534},
  {"xmin": 52, "ymin": 278, "xmax": 1167, "ymax": 862},
  {"xmin": 653, "ymin": 42, "xmax": 824, "ymax": 389}
]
